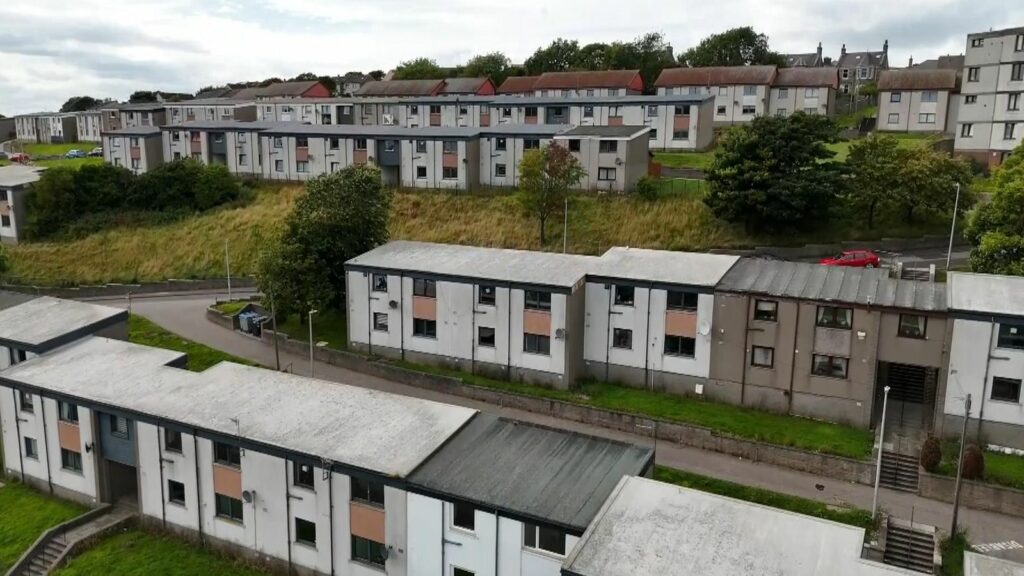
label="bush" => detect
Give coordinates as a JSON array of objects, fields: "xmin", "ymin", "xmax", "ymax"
[
  {"xmin": 0, "ymin": 244, "xmax": 7, "ymax": 279},
  {"xmin": 962, "ymin": 444, "xmax": 985, "ymax": 480},
  {"xmin": 633, "ymin": 176, "xmax": 659, "ymax": 201},
  {"xmin": 920, "ymin": 436, "xmax": 942, "ymax": 473}
]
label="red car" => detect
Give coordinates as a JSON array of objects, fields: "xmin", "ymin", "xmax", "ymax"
[
  {"xmin": 7, "ymin": 153, "xmax": 30, "ymax": 163},
  {"xmin": 821, "ymin": 250, "xmax": 881, "ymax": 268}
]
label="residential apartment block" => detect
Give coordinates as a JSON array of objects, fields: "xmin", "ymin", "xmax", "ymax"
[
  {"xmin": 768, "ymin": 68, "xmax": 839, "ymax": 118},
  {"xmin": 0, "ymin": 165, "xmax": 43, "ymax": 244},
  {"xmin": 164, "ymin": 99, "xmax": 257, "ymax": 125},
  {"xmin": 75, "ymin": 109, "xmax": 104, "ymax": 143},
  {"xmin": 231, "ymin": 79, "xmax": 331, "ymax": 100},
  {"xmin": 102, "ymin": 127, "xmax": 164, "ymax": 174},
  {"xmin": 14, "ymin": 113, "xmax": 78, "ymax": 144},
  {"xmin": 655, "ymin": 65, "xmax": 777, "ymax": 125},
  {"xmin": 530, "ymin": 70, "xmax": 644, "ymax": 97},
  {"xmin": 162, "ymin": 121, "xmax": 273, "ymax": 175},
  {"xmin": 553, "ymin": 126, "xmax": 653, "ymax": 193},
  {"xmin": 954, "ymin": 26, "xmax": 1024, "ymax": 168},
  {"xmin": 115, "ymin": 102, "xmax": 167, "ymax": 130},
  {"xmin": 877, "ymin": 69, "xmax": 960, "ymax": 133},
  {"xmin": 837, "ymin": 41, "xmax": 890, "ymax": 95}
]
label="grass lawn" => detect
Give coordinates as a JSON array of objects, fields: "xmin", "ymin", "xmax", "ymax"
[
  {"xmin": 654, "ymin": 465, "xmax": 874, "ymax": 530},
  {"xmin": 935, "ymin": 441, "xmax": 1024, "ymax": 490},
  {"xmin": 0, "ymin": 482, "xmax": 86, "ymax": 572},
  {"xmin": 836, "ymin": 105, "xmax": 877, "ymax": 130},
  {"xmin": 653, "ymin": 150, "xmax": 716, "ymax": 170},
  {"xmin": 129, "ymin": 314, "xmax": 254, "ymax": 371},
  {"xmin": 213, "ymin": 300, "xmax": 251, "ymax": 316},
  {"xmin": 827, "ymin": 132, "xmax": 938, "ymax": 162},
  {"xmin": 274, "ymin": 308, "xmax": 348, "ymax": 350},
  {"xmin": 32, "ymin": 157, "xmax": 104, "ymax": 169},
  {"xmin": 20, "ymin": 143, "xmax": 92, "ymax": 157},
  {"xmin": 940, "ymin": 532, "xmax": 970, "ymax": 576},
  {"xmin": 53, "ymin": 528, "xmax": 269, "ymax": 576}
]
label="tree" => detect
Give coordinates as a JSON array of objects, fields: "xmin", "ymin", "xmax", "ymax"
[
  {"xmin": 0, "ymin": 244, "xmax": 8, "ymax": 280},
  {"xmin": 846, "ymin": 134, "xmax": 904, "ymax": 229},
  {"xmin": 517, "ymin": 144, "xmax": 585, "ymax": 245},
  {"xmin": 368, "ymin": 70, "xmax": 385, "ymax": 81},
  {"xmin": 704, "ymin": 113, "xmax": 845, "ymax": 234},
  {"xmin": 393, "ymin": 58, "xmax": 445, "ymax": 80},
  {"xmin": 462, "ymin": 52, "xmax": 512, "ymax": 86},
  {"xmin": 129, "ymin": 91, "xmax": 159, "ymax": 103},
  {"xmin": 966, "ymin": 146, "xmax": 1024, "ymax": 275},
  {"xmin": 627, "ymin": 32, "xmax": 676, "ymax": 93},
  {"xmin": 962, "ymin": 444, "xmax": 985, "ymax": 480},
  {"xmin": 894, "ymin": 147, "xmax": 972, "ymax": 223},
  {"xmin": 256, "ymin": 165, "xmax": 392, "ymax": 315},
  {"xmin": 60, "ymin": 96, "xmax": 101, "ymax": 113},
  {"xmin": 920, "ymin": 436, "xmax": 942, "ymax": 473},
  {"xmin": 575, "ymin": 42, "xmax": 611, "ymax": 70},
  {"xmin": 679, "ymin": 26, "xmax": 784, "ymax": 67},
  {"xmin": 524, "ymin": 38, "xmax": 580, "ymax": 74}
]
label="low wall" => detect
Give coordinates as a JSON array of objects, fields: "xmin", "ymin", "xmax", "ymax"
[
  {"xmin": 2, "ymin": 277, "xmax": 257, "ymax": 299},
  {"xmin": 918, "ymin": 471, "xmax": 1024, "ymax": 517}
]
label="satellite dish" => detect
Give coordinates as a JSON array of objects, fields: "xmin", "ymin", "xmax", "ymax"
[
  {"xmin": 379, "ymin": 546, "xmax": 391, "ymax": 562},
  {"xmin": 242, "ymin": 490, "xmax": 255, "ymax": 504},
  {"xmin": 698, "ymin": 322, "xmax": 711, "ymax": 336},
  {"xmin": 389, "ymin": 300, "xmax": 398, "ymax": 309}
]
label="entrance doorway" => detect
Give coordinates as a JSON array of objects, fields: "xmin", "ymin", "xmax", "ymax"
[
  {"xmin": 104, "ymin": 460, "xmax": 138, "ymax": 506},
  {"xmin": 873, "ymin": 362, "xmax": 938, "ymax": 442}
]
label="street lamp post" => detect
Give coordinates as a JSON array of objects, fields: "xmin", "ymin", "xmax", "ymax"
[
  {"xmin": 308, "ymin": 309, "xmax": 319, "ymax": 378},
  {"xmin": 951, "ymin": 394, "xmax": 972, "ymax": 536},
  {"xmin": 946, "ymin": 182, "xmax": 961, "ymax": 271},
  {"xmin": 225, "ymin": 240, "xmax": 232, "ymax": 302},
  {"xmin": 871, "ymin": 385, "xmax": 891, "ymax": 519}
]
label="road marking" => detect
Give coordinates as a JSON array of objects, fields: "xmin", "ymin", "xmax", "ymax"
[{"xmin": 973, "ymin": 541, "xmax": 1023, "ymax": 553}]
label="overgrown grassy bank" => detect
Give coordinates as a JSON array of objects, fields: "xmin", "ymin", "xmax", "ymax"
[{"xmin": 0, "ymin": 482, "xmax": 86, "ymax": 572}]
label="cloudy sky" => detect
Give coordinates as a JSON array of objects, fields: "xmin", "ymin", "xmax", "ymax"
[{"xmin": 2, "ymin": 0, "xmax": 1022, "ymax": 115}]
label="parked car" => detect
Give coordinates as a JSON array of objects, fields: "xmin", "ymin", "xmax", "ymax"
[
  {"xmin": 88, "ymin": 147, "xmax": 103, "ymax": 157},
  {"xmin": 820, "ymin": 250, "xmax": 881, "ymax": 268},
  {"xmin": 65, "ymin": 149, "xmax": 86, "ymax": 159},
  {"xmin": 8, "ymin": 153, "xmax": 30, "ymax": 163}
]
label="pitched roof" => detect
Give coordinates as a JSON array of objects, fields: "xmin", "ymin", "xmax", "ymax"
[
  {"xmin": 532, "ymin": 70, "xmax": 642, "ymax": 90},
  {"xmin": 555, "ymin": 126, "xmax": 651, "ymax": 139},
  {"xmin": 877, "ymin": 69, "xmax": 958, "ymax": 91},
  {"xmin": 440, "ymin": 77, "xmax": 493, "ymax": 94},
  {"xmin": 783, "ymin": 53, "xmax": 821, "ymax": 67},
  {"xmin": 355, "ymin": 79, "xmax": 445, "ymax": 97},
  {"xmin": 496, "ymin": 75, "xmax": 541, "ymax": 93},
  {"xmin": 774, "ymin": 67, "xmax": 839, "ymax": 89},
  {"xmin": 912, "ymin": 55, "xmax": 965, "ymax": 71},
  {"xmin": 655, "ymin": 65, "xmax": 778, "ymax": 87},
  {"xmin": 837, "ymin": 51, "xmax": 887, "ymax": 71}
]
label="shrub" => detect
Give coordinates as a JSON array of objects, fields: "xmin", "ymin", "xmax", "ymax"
[
  {"xmin": 634, "ymin": 176, "xmax": 659, "ymax": 201},
  {"xmin": 920, "ymin": 436, "xmax": 942, "ymax": 473},
  {"xmin": 962, "ymin": 444, "xmax": 985, "ymax": 480},
  {"xmin": 0, "ymin": 244, "xmax": 8, "ymax": 279}
]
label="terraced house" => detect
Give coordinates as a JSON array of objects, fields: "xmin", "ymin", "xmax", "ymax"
[
  {"xmin": 164, "ymin": 99, "xmax": 258, "ymax": 125},
  {"xmin": 655, "ymin": 65, "xmax": 778, "ymax": 125},
  {"xmin": 103, "ymin": 126, "xmax": 165, "ymax": 174},
  {"xmin": 877, "ymin": 69, "xmax": 960, "ymax": 133},
  {"xmin": 161, "ymin": 121, "xmax": 272, "ymax": 175}
]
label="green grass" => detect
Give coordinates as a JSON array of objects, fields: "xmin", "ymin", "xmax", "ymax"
[
  {"xmin": 53, "ymin": 528, "xmax": 269, "ymax": 576},
  {"xmin": 653, "ymin": 150, "xmax": 716, "ymax": 170},
  {"xmin": 32, "ymin": 157, "xmax": 104, "ymax": 169},
  {"xmin": 934, "ymin": 440, "xmax": 1024, "ymax": 490},
  {"xmin": 836, "ymin": 105, "xmax": 877, "ymax": 130},
  {"xmin": 213, "ymin": 300, "xmax": 251, "ymax": 316},
  {"xmin": 654, "ymin": 465, "xmax": 874, "ymax": 530},
  {"xmin": 128, "ymin": 314, "xmax": 254, "ymax": 372},
  {"xmin": 827, "ymin": 133, "xmax": 938, "ymax": 162},
  {"xmin": 274, "ymin": 308, "xmax": 348, "ymax": 350},
  {"xmin": 21, "ymin": 143, "xmax": 92, "ymax": 157},
  {"xmin": 0, "ymin": 482, "xmax": 86, "ymax": 572},
  {"xmin": 940, "ymin": 532, "xmax": 970, "ymax": 576}
]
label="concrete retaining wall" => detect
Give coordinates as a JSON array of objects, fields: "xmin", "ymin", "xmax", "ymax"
[
  {"xmin": 2, "ymin": 277, "xmax": 256, "ymax": 299},
  {"xmin": 919, "ymin": 471, "xmax": 1024, "ymax": 518}
]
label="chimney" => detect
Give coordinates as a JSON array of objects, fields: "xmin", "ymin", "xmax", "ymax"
[
  {"xmin": 909, "ymin": 55, "xmax": 914, "ymax": 67},
  {"xmin": 883, "ymin": 39, "xmax": 889, "ymax": 55},
  {"xmin": 841, "ymin": 44, "xmax": 847, "ymax": 57},
  {"xmin": 816, "ymin": 42, "xmax": 823, "ymax": 63}
]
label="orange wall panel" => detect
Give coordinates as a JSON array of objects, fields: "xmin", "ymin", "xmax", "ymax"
[
  {"xmin": 523, "ymin": 310, "xmax": 551, "ymax": 336},
  {"xmin": 350, "ymin": 502, "xmax": 386, "ymax": 542},
  {"xmin": 57, "ymin": 421, "xmax": 81, "ymax": 451},
  {"xmin": 412, "ymin": 296, "xmax": 437, "ymax": 320},
  {"xmin": 354, "ymin": 149, "xmax": 368, "ymax": 165},
  {"xmin": 673, "ymin": 116, "xmax": 691, "ymax": 130},
  {"xmin": 212, "ymin": 464, "xmax": 242, "ymax": 499},
  {"xmin": 442, "ymin": 153, "xmax": 459, "ymax": 168},
  {"xmin": 608, "ymin": 116, "xmax": 624, "ymax": 126},
  {"xmin": 665, "ymin": 310, "xmax": 697, "ymax": 338},
  {"xmin": 295, "ymin": 147, "xmax": 309, "ymax": 162}
]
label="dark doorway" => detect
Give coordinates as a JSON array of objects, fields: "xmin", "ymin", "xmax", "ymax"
[
  {"xmin": 873, "ymin": 362, "xmax": 938, "ymax": 438},
  {"xmin": 105, "ymin": 460, "xmax": 138, "ymax": 506}
]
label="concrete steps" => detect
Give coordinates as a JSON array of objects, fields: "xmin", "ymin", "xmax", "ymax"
[
  {"xmin": 880, "ymin": 450, "xmax": 920, "ymax": 492},
  {"xmin": 883, "ymin": 519, "xmax": 937, "ymax": 574}
]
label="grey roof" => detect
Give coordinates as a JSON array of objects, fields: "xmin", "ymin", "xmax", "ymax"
[
  {"xmin": 159, "ymin": 121, "xmax": 279, "ymax": 132},
  {"xmin": 0, "ymin": 165, "xmax": 45, "ymax": 188},
  {"xmin": 716, "ymin": 258, "xmax": 946, "ymax": 312},
  {"xmin": 356, "ymin": 79, "xmax": 444, "ymax": 97},
  {"xmin": 947, "ymin": 272, "xmax": 1024, "ymax": 318},
  {"xmin": 784, "ymin": 52, "xmax": 822, "ymax": 67},
  {"xmin": 479, "ymin": 124, "xmax": 571, "ymax": 136},
  {"xmin": 837, "ymin": 50, "xmax": 887, "ymax": 71},
  {"xmin": 408, "ymin": 414, "xmax": 652, "ymax": 532},
  {"xmin": 115, "ymin": 102, "xmax": 168, "ymax": 112},
  {"xmin": 1, "ymin": 337, "xmax": 477, "ymax": 477},
  {"xmin": 258, "ymin": 124, "xmax": 482, "ymax": 139},
  {"xmin": 968, "ymin": 27, "xmax": 1024, "ymax": 41},
  {"xmin": 0, "ymin": 296, "xmax": 127, "ymax": 353},
  {"xmin": 591, "ymin": 247, "xmax": 739, "ymax": 288},
  {"xmin": 564, "ymin": 476, "xmax": 912, "ymax": 576},
  {"xmin": 489, "ymin": 93, "xmax": 712, "ymax": 106},
  {"xmin": 232, "ymin": 80, "xmax": 325, "ymax": 99},
  {"xmin": 964, "ymin": 552, "xmax": 1024, "ymax": 576},
  {"xmin": 345, "ymin": 240, "xmax": 600, "ymax": 290},
  {"xmin": 555, "ymin": 125, "xmax": 651, "ymax": 139},
  {"xmin": 165, "ymin": 98, "xmax": 255, "ymax": 107},
  {"xmin": 440, "ymin": 77, "xmax": 492, "ymax": 94},
  {"xmin": 102, "ymin": 126, "xmax": 162, "ymax": 136}
]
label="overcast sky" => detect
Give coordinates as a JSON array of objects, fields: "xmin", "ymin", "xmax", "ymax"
[{"xmin": 2, "ymin": 0, "xmax": 1022, "ymax": 115}]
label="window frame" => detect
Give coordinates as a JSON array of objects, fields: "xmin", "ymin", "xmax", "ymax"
[
  {"xmin": 494, "ymin": 163, "xmax": 507, "ymax": 177},
  {"xmin": 494, "ymin": 137, "xmax": 507, "ymax": 151},
  {"xmin": 59, "ymin": 402, "xmax": 79, "ymax": 424},
  {"xmin": 961, "ymin": 123, "xmax": 974, "ymax": 137},
  {"xmin": 613, "ymin": 285, "xmax": 635, "ymax": 307},
  {"xmin": 598, "ymin": 140, "xmax": 618, "ymax": 154},
  {"xmin": 612, "ymin": 328, "xmax": 633, "ymax": 350},
  {"xmin": 997, "ymin": 323, "xmax": 1024, "ymax": 350},
  {"xmin": 412, "ymin": 318, "xmax": 437, "ymax": 339},
  {"xmin": 295, "ymin": 517, "xmax": 317, "ymax": 547},
  {"xmin": 372, "ymin": 273, "xmax": 388, "ymax": 292},
  {"xmin": 524, "ymin": 290, "xmax": 551, "ymax": 311},
  {"xmin": 968, "ymin": 67, "xmax": 980, "ymax": 82},
  {"xmin": 991, "ymin": 377, "xmax": 1022, "ymax": 404},
  {"xmin": 477, "ymin": 326, "xmax": 496, "ymax": 348},
  {"xmin": 452, "ymin": 502, "xmax": 476, "ymax": 532},
  {"xmin": 523, "ymin": 333, "xmax": 551, "ymax": 356},
  {"xmin": 887, "ymin": 113, "xmax": 900, "ymax": 125},
  {"xmin": 413, "ymin": 278, "xmax": 437, "ymax": 298},
  {"xmin": 753, "ymin": 300, "xmax": 778, "ymax": 322},
  {"xmin": 61, "ymin": 448, "xmax": 83, "ymax": 473},
  {"xmin": 597, "ymin": 167, "xmax": 616, "ymax": 181},
  {"xmin": 110, "ymin": 415, "xmax": 129, "ymax": 439},
  {"xmin": 666, "ymin": 290, "xmax": 698, "ymax": 311},
  {"xmin": 442, "ymin": 166, "xmax": 459, "ymax": 180},
  {"xmin": 523, "ymin": 522, "xmax": 566, "ymax": 556},
  {"xmin": 294, "ymin": 461, "xmax": 316, "ymax": 490},
  {"xmin": 663, "ymin": 335, "xmax": 696, "ymax": 358},
  {"xmin": 751, "ymin": 345, "xmax": 775, "ymax": 368},
  {"xmin": 168, "ymin": 479, "xmax": 186, "ymax": 505},
  {"xmin": 373, "ymin": 312, "xmax": 389, "ymax": 333},
  {"xmin": 351, "ymin": 535, "xmax": 386, "ymax": 566},
  {"xmin": 213, "ymin": 441, "xmax": 241, "ymax": 468},
  {"xmin": 811, "ymin": 354, "xmax": 850, "ymax": 379},
  {"xmin": 416, "ymin": 165, "xmax": 427, "ymax": 179},
  {"xmin": 478, "ymin": 285, "xmax": 496, "ymax": 306},
  {"xmin": 897, "ymin": 314, "xmax": 927, "ymax": 339},
  {"xmin": 816, "ymin": 306, "xmax": 852, "ymax": 330},
  {"xmin": 18, "ymin": 390, "xmax": 33, "ymax": 413},
  {"xmin": 165, "ymin": 429, "xmax": 183, "ymax": 453},
  {"xmin": 24, "ymin": 436, "xmax": 38, "ymax": 459},
  {"xmin": 215, "ymin": 493, "xmax": 244, "ymax": 523},
  {"xmin": 351, "ymin": 476, "xmax": 385, "ymax": 507}
]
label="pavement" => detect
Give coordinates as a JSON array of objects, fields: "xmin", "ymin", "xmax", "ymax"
[{"xmin": 89, "ymin": 291, "xmax": 1024, "ymax": 562}]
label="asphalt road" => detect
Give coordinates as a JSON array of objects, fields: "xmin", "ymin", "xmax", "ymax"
[{"xmin": 85, "ymin": 290, "xmax": 1024, "ymax": 561}]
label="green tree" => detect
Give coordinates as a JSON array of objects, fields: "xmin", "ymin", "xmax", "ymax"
[
  {"xmin": 289, "ymin": 72, "xmax": 337, "ymax": 95},
  {"xmin": 966, "ymin": 143, "xmax": 1024, "ymax": 275},
  {"xmin": 393, "ymin": 58, "xmax": 445, "ymax": 80},
  {"xmin": 626, "ymin": 32, "xmax": 677, "ymax": 93},
  {"xmin": 575, "ymin": 42, "xmax": 611, "ymax": 69},
  {"xmin": 895, "ymin": 147, "xmax": 972, "ymax": 223},
  {"xmin": 368, "ymin": 70, "xmax": 385, "ymax": 81},
  {"xmin": 25, "ymin": 167, "xmax": 80, "ymax": 239},
  {"xmin": 257, "ymin": 165, "xmax": 392, "ymax": 315},
  {"xmin": 60, "ymin": 96, "xmax": 101, "ymax": 112},
  {"xmin": 846, "ymin": 134, "xmax": 904, "ymax": 229},
  {"xmin": 517, "ymin": 144, "xmax": 585, "ymax": 245},
  {"xmin": 129, "ymin": 91, "xmax": 159, "ymax": 103},
  {"xmin": 524, "ymin": 38, "xmax": 581, "ymax": 74},
  {"xmin": 462, "ymin": 52, "xmax": 512, "ymax": 86},
  {"xmin": 679, "ymin": 26, "xmax": 784, "ymax": 67},
  {"xmin": 704, "ymin": 113, "xmax": 844, "ymax": 234},
  {"xmin": 0, "ymin": 244, "xmax": 8, "ymax": 280}
]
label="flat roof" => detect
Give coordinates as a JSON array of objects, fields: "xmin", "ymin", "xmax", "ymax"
[
  {"xmin": 478, "ymin": 124, "xmax": 571, "ymax": 136},
  {"xmin": 102, "ymin": 126, "xmax": 162, "ymax": 136},
  {"xmin": 0, "ymin": 165, "xmax": 45, "ymax": 188},
  {"xmin": 160, "ymin": 120, "xmax": 278, "ymax": 132},
  {"xmin": 1, "ymin": 338, "xmax": 477, "ymax": 477},
  {"xmin": 346, "ymin": 241, "xmax": 600, "ymax": 290},
  {"xmin": 948, "ymin": 272, "xmax": 1024, "ymax": 318},
  {"xmin": 409, "ymin": 414, "xmax": 652, "ymax": 532},
  {"xmin": 257, "ymin": 124, "xmax": 482, "ymax": 139},
  {"xmin": 964, "ymin": 552, "xmax": 1024, "ymax": 576},
  {"xmin": 716, "ymin": 258, "xmax": 947, "ymax": 312},
  {"xmin": 488, "ymin": 94, "xmax": 712, "ymax": 105},
  {"xmin": 0, "ymin": 296, "xmax": 127, "ymax": 353},
  {"xmin": 591, "ymin": 247, "xmax": 739, "ymax": 288},
  {"xmin": 555, "ymin": 125, "xmax": 650, "ymax": 139},
  {"xmin": 164, "ymin": 98, "xmax": 255, "ymax": 107},
  {"xmin": 563, "ymin": 476, "xmax": 911, "ymax": 576}
]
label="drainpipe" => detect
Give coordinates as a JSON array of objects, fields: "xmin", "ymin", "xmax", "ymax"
[
  {"xmin": 157, "ymin": 426, "xmax": 167, "ymax": 529},
  {"xmin": 471, "ymin": 285, "xmax": 477, "ymax": 375},
  {"xmin": 400, "ymin": 273, "xmax": 406, "ymax": 361},
  {"xmin": 11, "ymin": 388, "xmax": 25, "ymax": 482},
  {"xmin": 739, "ymin": 297, "xmax": 752, "ymax": 407},
  {"xmin": 642, "ymin": 285, "xmax": 653, "ymax": 391},
  {"xmin": 366, "ymin": 273, "xmax": 373, "ymax": 357},
  {"xmin": 604, "ymin": 286, "xmax": 614, "ymax": 383},
  {"xmin": 440, "ymin": 505, "xmax": 445, "ymax": 575},
  {"xmin": 786, "ymin": 302, "xmax": 802, "ymax": 414},
  {"xmin": 284, "ymin": 460, "xmax": 293, "ymax": 574},
  {"xmin": 328, "ymin": 468, "xmax": 335, "ymax": 576},
  {"xmin": 506, "ymin": 283, "xmax": 513, "ymax": 379},
  {"xmin": 192, "ymin": 431, "xmax": 204, "ymax": 543},
  {"xmin": 494, "ymin": 510, "xmax": 500, "ymax": 576},
  {"xmin": 39, "ymin": 394, "xmax": 54, "ymax": 495},
  {"xmin": 976, "ymin": 318, "xmax": 998, "ymax": 442}
]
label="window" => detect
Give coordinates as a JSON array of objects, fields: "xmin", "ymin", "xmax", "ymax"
[
  {"xmin": 430, "ymin": 105, "xmax": 442, "ymax": 115},
  {"xmin": 494, "ymin": 137, "xmax": 507, "ymax": 151},
  {"xmin": 716, "ymin": 105, "xmax": 727, "ymax": 116},
  {"xmin": 413, "ymin": 318, "xmax": 437, "ymax": 338},
  {"xmin": 524, "ymin": 290, "xmax": 551, "ymax": 311},
  {"xmin": 442, "ymin": 166, "xmax": 458, "ymax": 180},
  {"xmin": 413, "ymin": 278, "xmax": 436, "ymax": 298},
  {"xmin": 130, "ymin": 158, "xmax": 140, "ymax": 170},
  {"xmin": 24, "ymin": 437, "xmax": 38, "ymax": 459},
  {"xmin": 598, "ymin": 167, "xmax": 616, "ymax": 181},
  {"xmin": 238, "ymin": 153, "xmax": 248, "ymax": 166},
  {"xmin": 329, "ymin": 137, "xmax": 339, "ymax": 150},
  {"xmin": 110, "ymin": 415, "xmax": 129, "ymax": 439},
  {"xmin": 351, "ymin": 476, "xmax": 385, "ymax": 507},
  {"xmin": 453, "ymin": 502, "xmax": 475, "ymax": 531},
  {"xmin": 586, "ymin": 89, "xmax": 595, "ymax": 96},
  {"xmin": 778, "ymin": 88, "xmax": 789, "ymax": 100},
  {"xmin": 841, "ymin": 68, "xmax": 850, "ymax": 79},
  {"xmin": 494, "ymin": 163, "xmax": 507, "ymax": 177},
  {"xmin": 372, "ymin": 273, "xmax": 388, "ymax": 292},
  {"xmin": 898, "ymin": 314, "xmax": 927, "ymax": 339},
  {"xmin": 649, "ymin": 129, "xmax": 658, "ymax": 140},
  {"xmin": 598, "ymin": 140, "xmax": 618, "ymax": 153},
  {"xmin": 524, "ymin": 139, "xmax": 540, "ymax": 150},
  {"xmin": 1017, "ymin": 34, "xmax": 1024, "ymax": 52},
  {"xmin": 747, "ymin": 345, "xmax": 774, "ymax": 368},
  {"xmin": 213, "ymin": 441, "xmax": 241, "ymax": 468},
  {"xmin": 295, "ymin": 518, "xmax": 317, "ymax": 546},
  {"xmin": 373, "ymin": 312, "xmax": 388, "ymax": 332},
  {"xmin": 919, "ymin": 113, "xmax": 936, "ymax": 124},
  {"xmin": 352, "ymin": 535, "xmax": 386, "ymax": 566},
  {"xmin": 741, "ymin": 105, "xmax": 756, "ymax": 115},
  {"xmin": 164, "ymin": 429, "xmax": 182, "ymax": 452},
  {"xmin": 890, "ymin": 92, "xmax": 902, "ymax": 103},
  {"xmin": 478, "ymin": 285, "xmax": 496, "ymax": 305},
  {"xmin": 171, "ymin": 131, "xmax": 180, "ymax": 142},
  {"xmin": 614, "ymin": 285, "xmax": 635, "ymax": 306},
  {"xmin": 383, "ymin": 140, "xmax": 396, "ymax": 153},
  {"xmin": 718, "ymin": 86, "xmax": 729, "ymax": 96},
  {"xmin": 501, "ymin": 107, "xmax": 512, "ymax": 117},
  {"xmin": 1010, "ymin": 93, "xmax": 1021, "ymax": 111},
  {"xmin": 887, "ymin": 113, "xmax": 900, "ymax": 124},
  {"xmin": 612, "ymin": 328, "xmax": 633, "ymax": 349},
  {"xmin": 647, "ymin": 105, "xmax": 658, "ymax": 117},
  {"xmin": 61, "ymin": 449, "xmax": 82, "ymax": 472},
  {"xmin": 442, "ymin": 140, "xmax": 457, "ymax": 154},
  {"xmin": 568, "ymin": 139, "xmax": 580, "ymax": 152},
  {"xmin": 804, "ymin": 87, "xmax": 819, "ymax": 98},
  {"xmin": 523, "ymin": 523, "xmax": 565, "ymax": 556},
  {"xmin": 454, "ymin": 569, "xmax": 474, "ymax": 576},
  {"xmin": 19, "ymin": 391, "xmax": 33, "ymax": 413},
  {"xmin": 275, "ymin": 159, "xmax": 284, "ymax": 172},
  {"xmin": 524, "ymin": 333, "xmax": 550, "ymax": 355},
  {"xmin": 416, "ymin": 166, "xmax": 427, "ymax": 179},
  {"xmin": 168, "ymin": 480, "xmax": 186, "ymax": 505},
  {"xmin": 992, "ymin": 377, "xmax": 1022, "ymax": 403},
  {"xmin": 273, "ymin": 136, "xmax": 283, "ymax": 149},
  {"xmin": 409, "ymin": 105, "xmax": 419, "ymax": 115},
  {"xmin": 672, "ymin": 128, "xmax": 689, "ymax": 140},
  {"xmin": 816, "ymin": 306, "xmax": 852, "ymax": 329},
  {"xmin": 296, "ymin": 161, "xmax": 309, "ymax": 173},
  {"xmin": 961, "ymin": 123, "xmax": 974, "ymax": 137},
  {"xmin": 754, "ymin": 300, "xmax": 778, "ymax": 322},
  {"xmin": 1014, "ymin": 64, "xmax": 1024, "ymax": 82},
  {"xmin": 965, "ymin": 95, "xmax": 977, "ymax": 104},
  {"xmin": 740, "ymin": 85, "xmax": 755, "ymax": 96},
  {"xmin": 459, "ymin": 106, "xmax": 469, "ymax": 115},
  {"xmin": 674, "ymin": 104, "xmax": 690, "ymax": 116},
  {"xmin": 664, "ymin": 335, "xmax": 695, "ymax": 357},
  {"xmin": 478, "ymin": 327, "xmax": 496, "ymax": 348},
  {"xmin": 812, "ymin": 355, "xmax": 849, "ymax": 379},
  {"xmin": 330, "ymin": 162, "xmax": 340, "ymax": 172},
  {"xmin": 667, "ymin": 290, "xmax": 698, "ymax": 311},
  {"xmin": 215, "ymin": 493, "xmax": 243, "ymax": 522},
  {"xmin": 1005, "ymin": 123, "xmax": 1018, "ymax": 140},
  {"xmin": 971, "ymin": 38, "xmax": 984, "ymax": 48},
  {"xmin": 355, "ymin": 138, "xmax": 367, "ymax": 150},
  {"xmin": 920, "ymin": 90, "xmax": 938, "ymax": 103},
  {"xmin": 59, "ymin": 402, "xmax": 79, "ymax": 424},
  {"xmin": 968, "ymin": 67, "xmax": 980, "ymax": 82},
  {"xmin": 998, "ymin": 323, "xmax": 1024, "ymax": 349}
]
